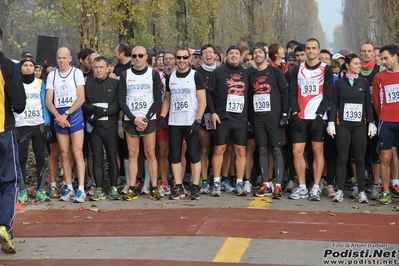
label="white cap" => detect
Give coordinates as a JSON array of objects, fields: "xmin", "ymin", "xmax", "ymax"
[{"xmin": 332, "ymin": 53, "xmax": 344, "ymax": 60}]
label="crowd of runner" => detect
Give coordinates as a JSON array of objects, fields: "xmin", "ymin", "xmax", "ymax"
[{"xmin": 12, "ymin": 38, "xmax": 399, "ymax": 206}]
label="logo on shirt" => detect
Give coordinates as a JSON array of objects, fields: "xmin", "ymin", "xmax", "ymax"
[
  {"xmin": 226, "ymin": 74, "xmax": 246, "ymax": 96},
  {"xmin": 253, "ymin": 76, "xmax": 271, "ymax": 94}
]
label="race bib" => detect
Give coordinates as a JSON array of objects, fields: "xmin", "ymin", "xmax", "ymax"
[
  {"xmin": 253, "ymin": 94, "xmax": 271, "ymax": 112},
  {"xmin": 343, "ymin": 103, "xmax": 362, "ymax": 122},
  {"xmin": 55, "ymin": 90, "xmax": 73, "ymax": 107},
  {"xmin": 23, "ymin": 103, "xmax": 41, "ymax": 119},
  {"xmin": 385, "ymin": 84, "xmax": 399, "ymax": 104},
  {"xmin": 204, "ymin": 113, "xmax": 213, "ymax": 130},
  {"xmin": 129, "ymin": 94, "xmax": 148, "ymax": 112},
  {"xmin": 300, "ymin": 78, "xmax": 319, "ymax": 96},
  {"xmin": 171, "ymin": 94, "xmax": 189, "ymax": 112},
  {"xmin": 93, "ymin": 102, "xmax": 108, "ymax": 121},
  {"xmin": 226, "ymin": 94, "xmax": 244, "ymax": 113}
]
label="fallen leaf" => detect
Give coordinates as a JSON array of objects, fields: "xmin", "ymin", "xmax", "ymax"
[
  {"xmin": 363, "ymin": 210, "xmax": 371, "ymax": 214},
  {"xmin": 74, "ymin": 216, "xmax": 81, "ymax": 219},
  {"xmin": 22, "ymin": 222, "xmax": 31, "ymax": 225},
  {"xmin": 369, "ymin": 202, "xmax": 379, "ymax": 206},
  {"xmin": 16, "ymin": 239, "xmax": 25, "ymax": 243},
  {"xmin": 86, "ymin": 216, "xmax": 93, "ymax": 220},
  {"xmin": 36, "ymin": 248, "xmax": 45, "ymax": 252},
  {"xmin": 390, "ymin": 222, "xmax": 395, "ymax": 225},
  {"xmin": 97, "ymin": 248, "xmax": 102, "ymax": 250},
  {"xmin": 319, "ymin": 230, "xmax": 327, "ymax": 232},
  {"xmin": 42, "ymin": 256, "xmax": 52, "ymax": 260},
  {"xmin": 35, "ymin": 222, "xmax": 41, "ymax": 224},
  {"xmin": 180, "ymin": 216, "xmax": 188, "ymax": 220},
  {"xmin": 299, "ymin": 212, "xmax": 307, "ymax": 215},
  {"xmin": 329, "ymin": 213, "xmax": 336, "ymax": 216},
  {"xmin": 352, "ymin": 206, "xmax": 359, "ymax": 209},
  {"xmin": 295, "ymin": 204, "xmax": 303, "ymax": 206},
  {"xmin": 279, "ymin": 231, "xmax": 288, "ymax": 234},
  {"xmin": 91, "ymin": 204, "xmax": 98, "ymax": 207}
]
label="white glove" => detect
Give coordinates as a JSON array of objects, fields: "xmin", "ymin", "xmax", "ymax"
[
  {"xmin": 368, "ymin": 123, "xmax": 377, "ymax": 138},
  {"xmin": 326, "ymin": 121, "xmax": 336, "ymax": 138}
]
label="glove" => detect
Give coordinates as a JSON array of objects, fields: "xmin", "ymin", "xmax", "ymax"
[
  {"xmin": 280, "ymin": 113, "xmax": 288, "ymax": 127},
  {"xmin": 118, "ymin": 121, "xmax": 124, "ymax": 139},
  {"xmin": 310, "ymin": 115, "xmax": 324, "ymax": 133},
  {"xmin": 92, "ymin": 106, "xmax": 107, "ymax": 118},
  {"xmin": 292, "ymin": 113, "xmax": 305, "ymax": 131},
  {"xmin": 326, "ymin": 122, "xmax": 336, "ymax": 138},
  {"xmin": 160, "ymin": 116, "xmax": 168, "ymax": 130},
  {"xmin": 368, "ymin": 123, "xmax": 377, "ymax": 138},
  {"xmin": 189, "ymin": 122, "xmax": 199, "ymax": 135},
  {"xmin": 43, "ymin": 125, "xmax": 52, "ymax": 142}
]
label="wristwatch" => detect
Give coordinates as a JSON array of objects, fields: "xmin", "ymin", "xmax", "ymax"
[
  {"xmin": 64, "ymin": 110, "xmax": 70, "ymax": 116},
  {"xmin": 195, "ymin": 119, "xmax": 202, "ymax": 125}
]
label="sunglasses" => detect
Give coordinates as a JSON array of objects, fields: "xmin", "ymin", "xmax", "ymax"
[
  {"xmin": 132, "ymin": 54, "xmax": 146, "ymax": 59},
  {"xmin": 176, "ymin": 55, "xmax": 190, "ymax": 60}
]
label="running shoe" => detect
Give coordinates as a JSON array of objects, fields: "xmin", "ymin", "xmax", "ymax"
[
  {"xmin": 391, "ymin": 184, "xmax": 399, "ymax": 198},
  {"xmin": 169, "ymin": 185, "xmax": 186, "ymax": 200},
  {"xmin": 200, "ymin": 180, "xmax": 210, "ymax": 194},
  {"xmin": 251, "ymin": 175, "xmax": 262, "ymax": 189},
  {"xmin": 255, "ymin": 183, "xmax": 273, "ymax": 197},
  {"xmin": 358, "ymin": 191, "xmax": 369, "ymax": 204},
  {"xmin": 324, "ymin": 185, "xmax": 336, "ymax": 198},
  {"xmin": 59, "ymin": 189, "xmax": 75, "ymax": 202},
  {"xmin": 190, "ymin": 185, "xmax": 200, "ymax": 200},
  {"xmin": 109, "ymin": 186, "xmax": 121, "ymax": 200},
  {"xmin": 379, "ymin": 192, "xmax": 392, "ymax": 205},
  {"xmin": 222, "ymin": 179, "xmax": 235, "ymax": 193},
  {"xmin": 212, "ymin": 181, "xmax": 222, "ymax": 197},
  {"xmin": 309, "ymin": 186, "xmax": 321, "ymax": 201},
  {"xmin": 272, "ymin": 185, "xmax": 282, "ymax": 199},
  {"xmin": 244, "ymin": 180, "xmax": 252, "ymax": 194},
  {"xmin": 284, "ymin": 180, "xmax": 297, "ymax": 193},
  {"xmin": 73, "ymin": 190, "xmax": 86, "ymax": 203},
  {"xmin": 86, "ymin": 186, "xmax": 96, "ymax": 196},
  {"xmin": 348, "ymin": 177, "xmax": 357, "ymax": 188},
  {"xmin": 159, "ymin": 184, "xmax": 171, "ymax": 196},
  {"xmin": 288, "ymin": 186, "xmax": 308, "ymax": 200},
  {"xmin": 121, "ymin": 184, "xmax": 129, "ymax": 195},
  {"xmin": 17, "ymin": 189, "xmax": 28, "ymax": 203},
  {"xmin": 49, "ymin": 186, "xmax": 59, "ymax": 199},
  {"xmin": 370, "ymin": 184, "xmax": 380, "ymax": 200},
  {"xmin": 332, "ymin": 190, "xmax": 344, "ymax": 203},
  {"xmin": 141, "ymin": 181, "xmax": 150, "ymax": 195},
  {"xmin": 150, "ymin": 188, "xmax": 163, "ymax": 201},
  {"xmin": 235, "ymin": 182, "xmax": 247, "ymax": 196},
  {"xmin": 36, "ymin": 188, "xmax": 50, "ymax": 202},
  {"xmin": 350, "ymin": 185, "xmax": 359, "ymax": 198},
  {"xmin": 90, "ymin": 188, "xmax": 106, "ymax": 201},
  {"xmin": 0, "ymin": 226, "xmax": 16, "ymax": 254},
  {"xmin": 123, "ymin": 188, "xmax": 139, "ymax": 201}
]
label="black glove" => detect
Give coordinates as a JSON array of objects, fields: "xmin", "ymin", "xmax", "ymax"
[
  {"xmin": 43, "ymin": 125, "xmax": 52, "ymax": 142},
  {"xmin": 280, "ymin": 114, "xmax": 288, "ymax": 127},
  {"xmin": 310, "ymin": 115, "xmax": 324, "ymax": 133},
  {"xmin": 92, "ymin": 106, "xmax": 107, "ymax": 118},
  {"xmin": 160, "ymin": 116, "xmax": 168, "ymax": 130},
  {"xmin": 189, "ymin": 122, "xmax": 199, "ymax": 135},
  {"xmin": 292, "ymin": 113, "xmax": 305, "ymax": 131}
]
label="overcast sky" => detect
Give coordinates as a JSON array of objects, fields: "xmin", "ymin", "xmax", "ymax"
[{"xmin": 317, "ymin": 0, "xmax": 343, "ymax": 44}]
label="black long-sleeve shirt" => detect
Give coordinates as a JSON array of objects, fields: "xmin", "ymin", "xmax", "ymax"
[
  {"xmin": 329, "ymin": 76, "xmax": 374, "ymax": 126},
  {"xmin": 83, "ymin": 75, "xmax": 120, "ymax": 131},
  {"xmin": 0, "ymin": 51, "xmax": 26, "ymax": 132}
]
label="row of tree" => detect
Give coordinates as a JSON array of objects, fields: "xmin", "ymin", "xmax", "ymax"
[
  {"xmin": 335, "ymin": 0, "xmax": 399, "ymax": 52},
  {"xmin": 1, "ymin": 0, "xmax": 327, "ymax": 60}
]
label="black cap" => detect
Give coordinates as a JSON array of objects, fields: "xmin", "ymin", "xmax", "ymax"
[
  {"xmin": 226, "ymin": 45, "xmax": 242, "ymax": 55},
  {"xmin": 193, "ymin": 49, "xmax": 201, "ymax": 55}
]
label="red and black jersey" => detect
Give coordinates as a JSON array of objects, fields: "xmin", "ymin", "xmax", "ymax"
[
  {"xmin": 372, "ymin": 70, "xmax": 399, "ymax": 122},
  {"xmin": 248, "ymin": 64, "xmax": 289, "ymax": 122},
  {"xmin": 208, "ymin": 62, "xmax": 248, "ymax": 122}
]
